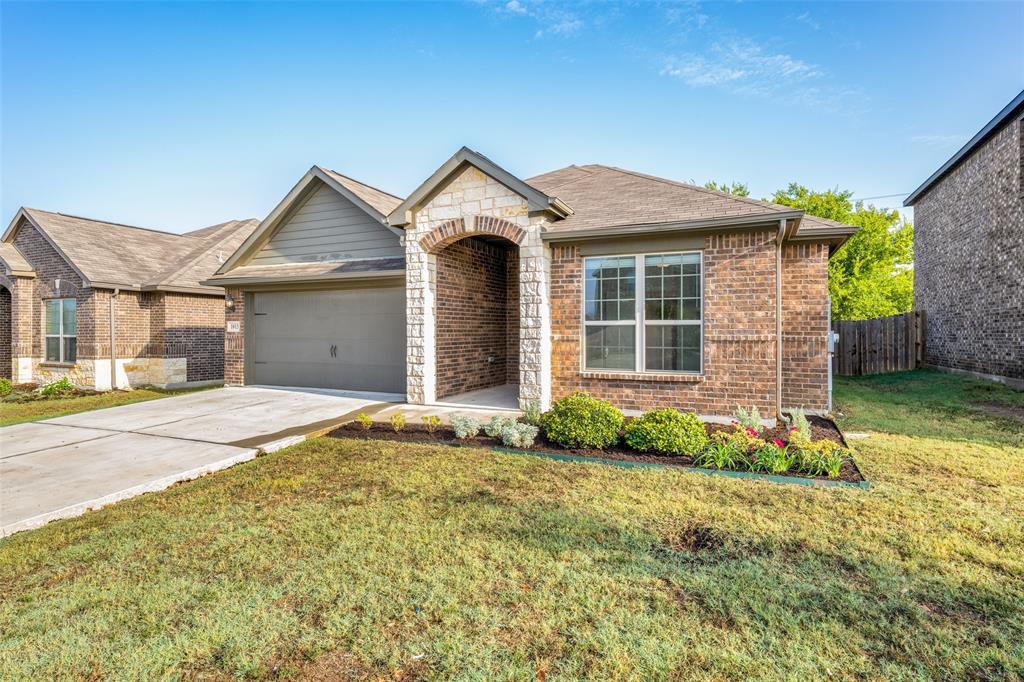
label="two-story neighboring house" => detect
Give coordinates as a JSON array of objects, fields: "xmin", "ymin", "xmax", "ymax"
[{"xmin": 904, "ymin": 89, "xmax": 1024, "ymax": 389}]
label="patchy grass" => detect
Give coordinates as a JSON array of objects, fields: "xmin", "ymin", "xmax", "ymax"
[
  {"xmin": 834, "ymin": 369, "xmax": 1024, "ymax": 447},
  {"xmin": 0, "ymin": 385, "xmax": 215, "ymax": 426},
  {"xmin": 1, "ymin": 372, "xmax": 1022, "ymax": 680}
]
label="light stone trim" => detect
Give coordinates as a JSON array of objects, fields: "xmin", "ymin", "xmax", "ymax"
[{"xmin": 405, "ymin": 166, "xmax": 552, "ymax": 410}]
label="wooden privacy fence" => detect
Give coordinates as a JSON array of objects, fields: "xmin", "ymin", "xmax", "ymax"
[{"xmin": 831, "ymin": 311, "xmax": 925, "ymax": 376}]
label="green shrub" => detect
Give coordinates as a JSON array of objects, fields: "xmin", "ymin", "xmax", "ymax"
[
  {"xmin": 500, "ymin": 422, "xmax": 538, "ymax": 449},
  {"xmin": 389, "ymin": 413, "xmax": 406, "ymax": 433},
  {"xmin": 734, "ymin": 405, "xmax": 762, "ymax": 433},
  {"xmin": 450, "ymin": 414, "xmax": 481, "ymax": 440},
  {"xmin": 355, "ymin": 412, "xmax": 373, "ymax": 430},
  {"xmin": 624, "ymin": 409, "xmax": 708, "ymax": 456},
  {"xmin": 484, "ymin": 415, "xmax": 518, "ymax": 439},
  {"xmin": 0, "ymin": 378, "xmax": 12, "ymax": 396},
  {"xmin": 38, "ymin": 376, "xmax": 75, "ymax": 397},
  {"xmin": 540, "ymin": 392, "xmax": 623, "ymax": 449}
]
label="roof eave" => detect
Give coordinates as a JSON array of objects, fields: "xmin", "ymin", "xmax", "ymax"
[
  {"xmin": 540, "ymin": 211, "xmax": 806, "ymax": 242},
  {"xmin": 201, "ymin": 269, "xmax": 405, "ymax": 288}
]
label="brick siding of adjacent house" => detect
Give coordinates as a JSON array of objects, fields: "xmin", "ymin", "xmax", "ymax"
[
  {"xmin": 434, "ymin": 236, "xmax": 519, "ymax": 398},
  {"xmin": 550, "ymin": 231, "xmax": 788, "ymax": 416},
  {"xmin": 912, "ymin": 115, "xmax": 1024, "ymax": 384},
  {"xmin": 5, "ymin": 218, "xmax": 231, "ymax": 387},
  {"xmin": 781, "ymin": 242, "xmax": 831, "ymax": 409},
  {"xmin": 224, "ymin": 288, "xmax": 246, "ymax": 385}
]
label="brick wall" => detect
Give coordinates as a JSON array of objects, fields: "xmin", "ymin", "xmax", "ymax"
[
  {"xmin": 551, "ymin": 231, "xmax": 780, "ymax": 415},
  {"xmin": 12, "ymin": 221, "xmax": 90, "ymax": 360},
  {"xmin": 224, "ymin": 288, "xmax": 246, "ymax": 385},
  {"xmin": 0, "ymin": 285, "xmax": 10, "ymax": 380},
  {"xmin": 435, "ymin": 237, "xmax": 518, "ymax": 398},
  {"xmin": 162, "ymin": 292, "xmax": 225, "ymax": 382},
  {"xmin": 781, "ymin": 242, "xmax": 830, "ymax": 409},
  {"xmin": 913, "ymin": 115, "xmax": 1024, "ymax": 382}
]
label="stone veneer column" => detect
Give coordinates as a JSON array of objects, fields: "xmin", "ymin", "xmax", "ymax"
[
  {"xmin": 405, "ymin": 226, "xmax": 437, "ymax": 404},
  {"xmin": 9, "ymin": 276, "xmax": 35, "ymax": 383},
  {"xmin": 519, "ymin": 218, "xmax": 552, "ymax": 410}
]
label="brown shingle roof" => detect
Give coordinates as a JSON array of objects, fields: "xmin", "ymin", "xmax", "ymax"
[
  {"xmin": 13, "ymin": 208, "xmax": 258, "ymax": 293},
  {"xmin": 205, "ymin": 257, "xmax": 404, "ymax": 283},
  {"xmin": 0, "ymin": 241, "xmax": 34, "ymax": 276},
  {"xmin": 527, "ymin": 165, "xmax": 804, "ymax": 232},
  {"xmin": 321, "ymin": 169, "xmax": 402, "ymax": 217}
]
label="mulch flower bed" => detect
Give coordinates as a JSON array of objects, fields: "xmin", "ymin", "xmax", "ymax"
[{"xmin": 329, "ymin": 415, "xmax": 865, "ymax": 485}]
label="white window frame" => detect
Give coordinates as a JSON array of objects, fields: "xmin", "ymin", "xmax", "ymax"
[
  {"xmin": 44, "ymin": 298, "xmax": 77, "ymax": 364},
  {"xmin": 581, "ymin": 251, "xmax": 703, "ymax": 375}
]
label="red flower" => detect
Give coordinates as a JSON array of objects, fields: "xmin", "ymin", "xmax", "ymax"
[
  {"xmin": 790, "ymin": 426, "xmax": 798, "ymax": 431},
  {"xmin": 772, "ymin": 439, "xmax": 785, "ymax": 448},
  {"xmin": 745, "ymin": 427, "xmax": 758, "ymax": 436},
  {"xmin": 731, "ymin": 420, "xmax": 739, "ymax": 425}
]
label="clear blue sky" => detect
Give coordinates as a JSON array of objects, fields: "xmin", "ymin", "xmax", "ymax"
[{"xmin": 2, "ymin": 1, "xmax": 1021, "ymax": 233}]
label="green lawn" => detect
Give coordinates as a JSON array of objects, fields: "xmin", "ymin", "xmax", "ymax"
[
  {"xmin": 1, "ymin": 370, "xmax": 1022, "ymax": 680},
  {"xmin": 0, "ymin": 385, "xmax": 215, "ymax": 427}
]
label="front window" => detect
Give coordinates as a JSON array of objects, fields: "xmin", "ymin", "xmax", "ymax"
[
  {"xmin": 583, "ymin": 253, "xmax": 702, "ymax": 373},
  {"xmin": 45, "ymin": 298, "xmax": 77, "ymax": 363}
]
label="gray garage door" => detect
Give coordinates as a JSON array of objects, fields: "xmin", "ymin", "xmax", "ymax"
[{"xmin": 250, "ymin": 285, "xmax": 406, "ymax": 393}]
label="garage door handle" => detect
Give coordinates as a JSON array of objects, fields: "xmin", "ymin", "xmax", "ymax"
[{"xmin": 330, "ymin": 344, "xmax": 337, "ymax": 358}]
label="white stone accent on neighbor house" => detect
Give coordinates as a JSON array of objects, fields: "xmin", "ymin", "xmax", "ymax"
[
  {"xmin": 404, "ymin": 165, "xmax": 552, "ymax": 410},
  {"xmin": 25, "ymin": 357, "xmax": 194, "ymax": 390}
]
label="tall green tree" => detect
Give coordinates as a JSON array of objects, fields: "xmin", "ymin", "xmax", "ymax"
[
  {"xmin": 769, "ymin": 183, "xmax": 914, "ymax": 321},
  {"xmin": 703, "ymin": 180, "xmax": 750, "ymax": 197}
]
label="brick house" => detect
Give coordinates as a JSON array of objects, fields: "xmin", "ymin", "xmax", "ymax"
[
  {"xmin": 0, "ymin": 208, "xmax": 257, "ymax": 389},
  {"xmin": 207, "ymin": 148, "xmax": 857, "ymax": 420},
  {"xmin": 904, "ymin": 89, "xmax": 1024, "ymax": 389}
]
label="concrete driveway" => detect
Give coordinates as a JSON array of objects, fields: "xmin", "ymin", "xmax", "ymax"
[{"xmin": 0, "ymin": 386, "xmax": 401, "ymax": 536}]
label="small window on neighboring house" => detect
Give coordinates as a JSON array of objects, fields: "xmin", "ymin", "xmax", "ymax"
[
  {"xmin": 583, "ymin": 252, "xmax": 703, "ymax": 373},
  {"xmin": 45, "ymin": 298, "xmax": 77, "ymax": 363}
]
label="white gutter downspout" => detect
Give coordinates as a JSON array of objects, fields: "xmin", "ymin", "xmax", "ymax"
[
  {"xmin": 776, "ymin": 219, "xmax": 785, "ymax": 421},
  {"xmin": 109, "ymin": 289, "xmax": 118, "ymax": 390}
]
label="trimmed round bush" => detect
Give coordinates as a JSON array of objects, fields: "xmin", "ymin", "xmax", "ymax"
[
  {"xmin": 624, "ymin": 409, "xmax": 708, "ymax": 456},
  {"xmin": 540, "ymin": 392, "xmax": 624, "ymax": 449}
]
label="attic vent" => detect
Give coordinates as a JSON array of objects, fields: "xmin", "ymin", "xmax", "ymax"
[{"xmin": 217, "ymin": 250, "xmax": 225, "ymax": 264}]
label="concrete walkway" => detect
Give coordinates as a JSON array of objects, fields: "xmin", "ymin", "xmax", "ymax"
[{"xmin": 0, "ymin": 386, "xmax": 401, "ymax": 536}]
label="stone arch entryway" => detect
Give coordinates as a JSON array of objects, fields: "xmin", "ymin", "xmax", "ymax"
[{"xmin": 420, "ymin": 217, "xmax": 523, "ymax": 403}]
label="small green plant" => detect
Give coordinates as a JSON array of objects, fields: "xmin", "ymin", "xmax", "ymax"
[
  {"xmin": 355, "ymin": 412, "xmax": 373, "ymax": 430},
  {"xmin": 540, "ymin": 392, "xmax": 624, "ymax": 449},
  {"xmin": 522, "ymin": 401, "xmax": 542, "ymax": 426},
  {"xmin": 624, "ymin": 409, "xmax": 708, "ymax": 456},
  {"xmin": 796, "ymin": 439, "xmax": 845, "ymax": 478},
  {"xmin": 450, "ymin": 414, "xmax": 482, "ymax": 440},
  {"xmin": 749, "ymin": 440, "xmax": 796, "ymax": 474},
  {"xmin": 694, "ymin": 441, "xmax": 748, "ymax": 470},
  {"xmin": 421, "ymin": 414, "xmax": 442, "ymax": 435},
  {"xmin": 500, "ymin": 422, "xmax": 539, "ymax": 449},
  {"xmin": 0, "ymin": 378, "xmax": 12, "ymax": 396},
  {"xmin": 389, "ymin": 413, "xmax": 406, "ymax": 433},
  {"xmin": 712, "ymin": 425, "xmax": 766, "ymax": 453},
  {"xmin": 787, "ymin": 408, "xmax": 811, "ymax": 444},
  {"xmin": 38, "ymin": 376, "xmax": 75, "ymax": 397},
  {"xmin": 484, "ymin": 415, "xmax": 518, "ymax": 439},
  {"xmin": 733, "ymin": 406, "xmax": 762, "ymax": 433}
]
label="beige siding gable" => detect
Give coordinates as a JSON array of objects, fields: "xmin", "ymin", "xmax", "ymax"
[{"xmin": 251, "ymin": 183, "xmax": 403, "ymax": 265}]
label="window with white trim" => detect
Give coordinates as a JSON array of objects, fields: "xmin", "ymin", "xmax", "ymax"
[
  {"xmin": 44, "ymin": 298, "xmax": 77, "ymax": 363},
  {"xmin": 583, "ymin": 253, "xmax": 702, "ymax": 373}
]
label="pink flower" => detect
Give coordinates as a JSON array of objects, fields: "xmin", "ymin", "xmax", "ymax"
[
  {"xmin": 745, "ymin": 427, "xmax": 758, "ymax": 437},
  {"xmin": 731, "ymin": 420, "xmax": 739, "ymax": 425},
  {"xmin": 790, "ymin": 426, "xmax": 798, "ymax": 431},
  {"xmin": 772, "ymin": 439, "xmax": 785, "ymax": 448}
]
